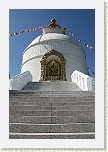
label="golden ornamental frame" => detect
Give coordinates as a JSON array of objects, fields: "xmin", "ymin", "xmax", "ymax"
[{"xmin": 40, "ymin": 50, "xmax": 67, "ymax": 81}]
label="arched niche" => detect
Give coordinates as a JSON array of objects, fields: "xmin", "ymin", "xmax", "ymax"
[{"xmin": 40, "ymin": 50, "xmax": 67, "ymax": 81}]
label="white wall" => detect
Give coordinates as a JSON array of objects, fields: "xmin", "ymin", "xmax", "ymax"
[
  {"xmin": 21, "ymin": 57, "xmax": 42, "ymax": 81},
  {"xmin": 21, "ymin": 39, "xmax": 88, "ymax": 82},
  {"xmin": 65, "ymin": 54, "xmax": 88, "ymax": 81},
  {"xmin": 22, "ymin": 40, "xmax": 86, "ymax": 64}
]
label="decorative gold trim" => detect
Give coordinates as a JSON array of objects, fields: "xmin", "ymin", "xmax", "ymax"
[{"xmin": 40, "ymin": 50, "xmax": 67, "ymax": 81}]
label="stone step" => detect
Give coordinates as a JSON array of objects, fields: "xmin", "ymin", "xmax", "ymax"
[
  {"xmin": 52, "ymin": 110, "xmax": 95, "ymax": 117},
  {"xmin": 9, "ymin": 95, "xmax": 95, "ymax": 103},
  {"xmin": 10, "ymin": 110, "xmax": 51, "ymax": 116},
  {"xmin": 9, "ymin": 123, "xmax": 95, "ymax": 133},
  {"xmin": 9, "ymin": 115, "xmax": 95, "ymax": 124},
  {"xmin": 9, "ymin": 132, "xmax": 95, "ymax": 139},
  {"xmin": 9, "ymin": 90, "xmax": 95, "ymax": 98},
  {"xmin": 9, "ymin": 101, "xmax": 94, "ymax": 106},
  {"xmin": 9, "ymin": 104, "xmax": 94, "ymax": 111},
  {"xmin": 9, "ymin": 95, "xmax": 95, "ymax": 100},
  {"xmin": 9, "ymin": 99, "xmax": 95, "ymax": 107},
  {"xmin": 9, "ymin": 110, "xmax": 95, "ymax": 117},
  {"xmin": 9, "ymin": 98, "xmax": 95, "ymax": 105},
  {"xmin": 23, "ymin": 81, "xmax": 82, "ymax": 91},
  {"xmin": 9, "ymin": 81, "xmax": 95, "ymax": 139}
]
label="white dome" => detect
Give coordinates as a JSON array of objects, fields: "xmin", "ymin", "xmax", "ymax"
[
  {"xmin": 25, "ymin": 33, "xmax": 74, "ymax": 50},
  {"xmin": 21, "ymin": 31, "xmax": 88, "ymax": 82}
]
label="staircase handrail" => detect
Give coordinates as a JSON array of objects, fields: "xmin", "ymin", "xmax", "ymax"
[
  {"xmin": 9, "ymin": 71, "xmax": 32, "ymax": 90},
  {"xmin": 71, "ymin": 70, "xmax": 95, "ymax": 91}
]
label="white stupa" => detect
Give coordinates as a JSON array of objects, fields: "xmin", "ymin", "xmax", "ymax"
[
  {"xmin": 10, "ymin": 17, "xmax": 95, "ymax": 91},
  {"xmin": 21, "ymin": 17, "xmax": 88, "ymax": 82}
]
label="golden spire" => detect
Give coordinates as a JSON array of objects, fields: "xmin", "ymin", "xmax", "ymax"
[{"xmin": 47, "ymin": 17, "xmax": 61, "ymax": 28}]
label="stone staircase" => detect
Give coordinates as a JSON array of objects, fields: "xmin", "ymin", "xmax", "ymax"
[{"xmin": 9, "ymin": 81, "xmax": 95, "ymax": 139}]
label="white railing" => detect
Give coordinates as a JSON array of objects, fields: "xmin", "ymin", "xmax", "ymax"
[
  {"xmin": 71, "ymin": 70, "xmax": 95, "ymax": 91},
  {"xmin": 9, "ymin": 71, "xmax": 32, "ymax": 90}
]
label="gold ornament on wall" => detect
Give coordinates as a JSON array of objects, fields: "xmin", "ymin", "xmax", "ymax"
[{"xmin": 40, "ymin": 50, "xmax": 67, "ymax": 81}]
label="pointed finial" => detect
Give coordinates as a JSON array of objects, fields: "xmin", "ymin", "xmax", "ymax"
[
  {"xmin": 47, "ymin": 17, "xmax": 61, "ymax": 29},
  {"xmin": 51, "ymin": 17, "xmax": 56, "ymax": 24}
]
